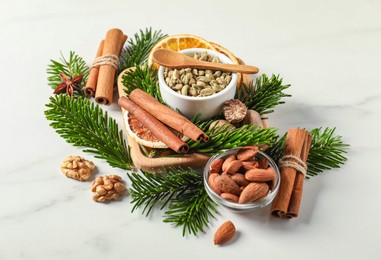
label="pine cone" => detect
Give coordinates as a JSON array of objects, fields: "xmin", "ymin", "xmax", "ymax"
[
  {"xmin": 91, "ymin": 175, "xmax": 126, "ymax": 202},
  {"xmin": 60, "ymin": 156, "xmax": 95, "ymax": 181}
]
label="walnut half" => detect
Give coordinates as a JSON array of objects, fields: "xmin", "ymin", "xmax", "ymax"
[
  {"xmin": 60, "ymin": 156, "xmax": 95, "ymax": 181},
  {"xmin": 91, "ymin": 175, "xmax": 126, "ymax": 202},
  {"xmin": 223, "ymin": 99, "xmax": 247, "ymax": 124}
]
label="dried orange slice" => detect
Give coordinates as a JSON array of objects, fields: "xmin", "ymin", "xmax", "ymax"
[
  {"xmin": 148, "ymin": 34, "xmax": 216, "ymax": 69},
  {"xmin": 210, "ymin": 42, "xmax": 239, "ymax": 64},
  {"xmin": 123, "ymin": 111, "xmax": 188, "ymax": 148},
  {"xmin": 236, "ymin": 57, "xmax": 253, "ymax": 86}
]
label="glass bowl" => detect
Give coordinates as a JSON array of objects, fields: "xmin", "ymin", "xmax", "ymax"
[{"xmin": 203, "ymin": 147, "xmax": 281, "ymax": 212}]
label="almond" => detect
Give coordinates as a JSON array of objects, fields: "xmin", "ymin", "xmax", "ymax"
[
  {"xmin": 258, "ymin": 157, "xmax": 269, "ymax": 169},
  {"xmin": 267, "ymin": 180, "xmax": 276, "ymax": 191},
  {"xmin": 221, "ymin": 155, "xmax": 236, "ymax": 172},
  {"xmin": 245, "ymin": 167, "xmax": 276, "ymax": 182},
  {"xmin": 242, "ymin": 161, "xmax": 259, "ymax": 170},
  {"xmin": 239, "ymin": 182, "xmax": 269, "ymax": 203},
  {"xmin": 210, "ymin": 158, "xmax": 223, "ymax": 173},
  {"xmin": 237, "ymin": 147, "xmax": 258, "ymax": 161},
  {"xmin": 220, "ymin": 193, "xmax": 239, "ymax": 203},
  {"xmin": 208, "ymin": 173, "xmax": 222, "ymax": 195},
  {"xmin": 225, "ymin": 160, "xmax": 243, "ymax": 174},
  {"xmin": 214, "ymin": 221, "xmax": 236, "ymax": 245},
  {"xmin": 215, "ymin": 175, "xmax": 241, "ymax": 196},
  {"xmin": 231, "ymin": 173, "xmax": 250, "ymax": 187}
]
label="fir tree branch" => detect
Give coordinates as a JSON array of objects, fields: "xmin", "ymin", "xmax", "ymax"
[
  {"xmin": 236, "ymin": 74, "xmax": 291, "ymax": 116},
  {"xmin": 265, "ymin": 127, "xmax": 348, "ymax": 178},
  {"xmin": 121, "ymin": 64, "xmax": 163, "ymax": 103},
  {"xmin": 119, "ymin": 28, "xmax": 167, "ymax": 72},
  {"xmin": 47, "ymin": 51, "xmax": 89, "ymax": 95},
  {"xmin": 44, "ymin": 95, "xmax": 134, "ymax": 170},
  {"xmin": 163, "ymin": 183, "xmax": 217, "ymax": 236},
  {"xmin": 188, "ymin": 122, "xmax": 279, "ymax": 154},
  {"xmin": 128, "ymin": 168, "xmax": 218, "ymax": 236},
  {"xmin": 307, "ymin": 127, "xmax": 349, "ymax": 177}
]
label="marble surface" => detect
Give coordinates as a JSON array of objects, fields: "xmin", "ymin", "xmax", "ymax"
[{"xmin": 1, "ymin": 0, "xmax": 380, "ymax": 259}]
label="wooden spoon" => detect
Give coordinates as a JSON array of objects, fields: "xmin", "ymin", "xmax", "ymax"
[{"xmin": 152, "ymin": 49, "xmax": 259, "ymax": 74}]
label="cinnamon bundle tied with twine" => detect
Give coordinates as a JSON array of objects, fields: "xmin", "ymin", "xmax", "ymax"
[
  {"xmin": 84, "ymin": 28, "xmax": 127, "ymax": 105},
  {"xmin": 271, "ymin": 128, "xmax": 312, "ymax": 218}
]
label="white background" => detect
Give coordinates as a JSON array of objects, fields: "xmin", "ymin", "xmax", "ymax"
[{"xmin": 1, "ymin": 0, "xmax": 380, "ymax": 259}]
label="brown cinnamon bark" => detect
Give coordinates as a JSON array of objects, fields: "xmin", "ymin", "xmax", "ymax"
[
  {"xmin": 84, "ymin": 40, "xmax": 104, "ymax": 97},
  {"xmin": 95, "ymin": 28, "xmax": 127, "ymax": 105},
  {"xmin": 286, "ymin": 133, "xmax": 312, "ymax": 218},
  {"xmin": 118, "ymin": 96, "xmax": 189, "ymax": 153},
  {"xmin": 271, "ymin": 128, "xmax": 311, "ymax": 218},
  {"xmin": 129, "ymin": 88, "xmax": 209, "ymax": 142}
]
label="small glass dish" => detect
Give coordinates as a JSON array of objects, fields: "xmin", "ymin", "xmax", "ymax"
[{"xmin": 203, "ymin": 147, "xmax": 281, "ymax": 212}]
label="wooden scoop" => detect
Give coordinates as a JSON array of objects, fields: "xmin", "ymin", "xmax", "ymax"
[{"xmin": 152, "ymin": 49, "xmax": 259, "ymax": 74}]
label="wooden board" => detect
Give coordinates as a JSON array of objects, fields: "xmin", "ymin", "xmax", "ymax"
[
  {"xmin": 117, "ymin": 69, "xmax": 210, "ymax": 173},
  {"xmin": 117, "ymin": 67, "xmax": 264, "ymax": 173}
]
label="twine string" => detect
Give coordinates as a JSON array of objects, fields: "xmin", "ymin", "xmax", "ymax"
[
  {"xmin": 278, "ymin": 154, "xmax": 307, "ymax": 177},
  {"xmin": 91, "ymin": 54, "xmax": 119, "ymax": 69}
]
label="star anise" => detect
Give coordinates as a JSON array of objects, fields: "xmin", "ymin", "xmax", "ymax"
[{"xmin": 54, "ymin": 73, "xmax": 83, "ymax": 98}]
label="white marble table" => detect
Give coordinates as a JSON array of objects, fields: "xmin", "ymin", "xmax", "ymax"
[{"xmin": 1, "ymin": 0, "xmax": 380, "ymax": 259}]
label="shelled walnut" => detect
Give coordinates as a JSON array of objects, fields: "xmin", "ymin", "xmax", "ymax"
[
  {"xmin": 60, "ymin": 156, "xmax": 95, "ymax": 181},
  {"xmin": 91, "ymin": 175, "xmax": 126, "ymax": 202},
  {"xmin": 223, "ymin": 99, "xmax": 247, "ymax": 124}
]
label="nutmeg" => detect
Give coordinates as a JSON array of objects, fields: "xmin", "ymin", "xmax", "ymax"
[{"xmin": 223, "ymin": 99, "xmax": 247, "ymax": 124}]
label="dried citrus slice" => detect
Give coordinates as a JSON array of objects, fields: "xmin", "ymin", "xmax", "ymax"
[
  {"xmin": 210, "ymin": 42, "xmax": 239, "ymax": 64},
  {"xmin": 123, "ymin": 111, "xmax": 188, "ymax": 148},
  {"xmin": 148, "ymin": 34, "xmax": 216, "ymax": 69}
]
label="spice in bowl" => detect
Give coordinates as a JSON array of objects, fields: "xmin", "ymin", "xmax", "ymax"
[
  {"xmin": 158, "ymin": 48, "xmax": 237, "ymax": 121},
  {"xmin": 163, "ymin": 52, "xmax": 232, "ymax": 97}
]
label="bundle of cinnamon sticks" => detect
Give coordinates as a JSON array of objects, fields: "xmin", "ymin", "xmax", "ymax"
[
  {"xmin": 85, "ymin": 28, "xmax": 127, "ymax": 105},
  {"xmin": 271, "ymin": 128, "xmax": 312, "ymax": 218},
  {"xmin": 118, "ymin": 89, "xmax": 209, "ymax": 153}
]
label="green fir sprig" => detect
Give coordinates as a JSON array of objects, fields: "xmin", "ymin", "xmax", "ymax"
[
  {"xmin": 47, "ymin": 51, "xmax": 89, "ymax": 95},
  {"xmin": 128, "ymin": 168, "xmax": 217, "ymax": 236},
  {"xmin": 307, "ymin": 127, "xmax": 349, "ymax": 177},
  {"xmin": 44, "ymin": 95, "xmax": 133, "ymax": 170},
  {"xmin": 266, "ymin": 127, "xmax": 348, "ymax": 178},
  {"xmin": 119, "ymin": 28, "xmax": 167, "ymax": 72},
  {"xmin": 187, "ymin": 122, "xmax": 279, "ymax": 154},
  {"xmin": 237, "ymin": 74, "xmax": 291, "ymax": 116},
  {"xmin": 121, "ymin": 64, "xmax": 163, "ymax": 103}
]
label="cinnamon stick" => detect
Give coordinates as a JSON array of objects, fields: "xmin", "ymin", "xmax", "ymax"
[
  {"xmin": 118, "ymin": 96, "xmax": 189, "ymax": 153},
  {"xmin": 286, "ymin": 133, "xmax": 312, "ymax": 218},
  {"xmin": 271, "ymin": 128, "xmax": 311, "ymax": 218},
  {"xmin": 95, "ymin": 28, "xmax": 127, "ymax": 105},
  {"xmin": 84, "ymin": 40, "xmax": 104, "ymax": 97},
  {"xmin": 129, "ymin": 89, "xmax": 209, "ymax": 142}
]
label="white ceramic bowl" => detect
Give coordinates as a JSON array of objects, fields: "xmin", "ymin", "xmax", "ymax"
[{"xmin": 158, "ymin": 48, "xmax": 237, "ymax": 121}]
